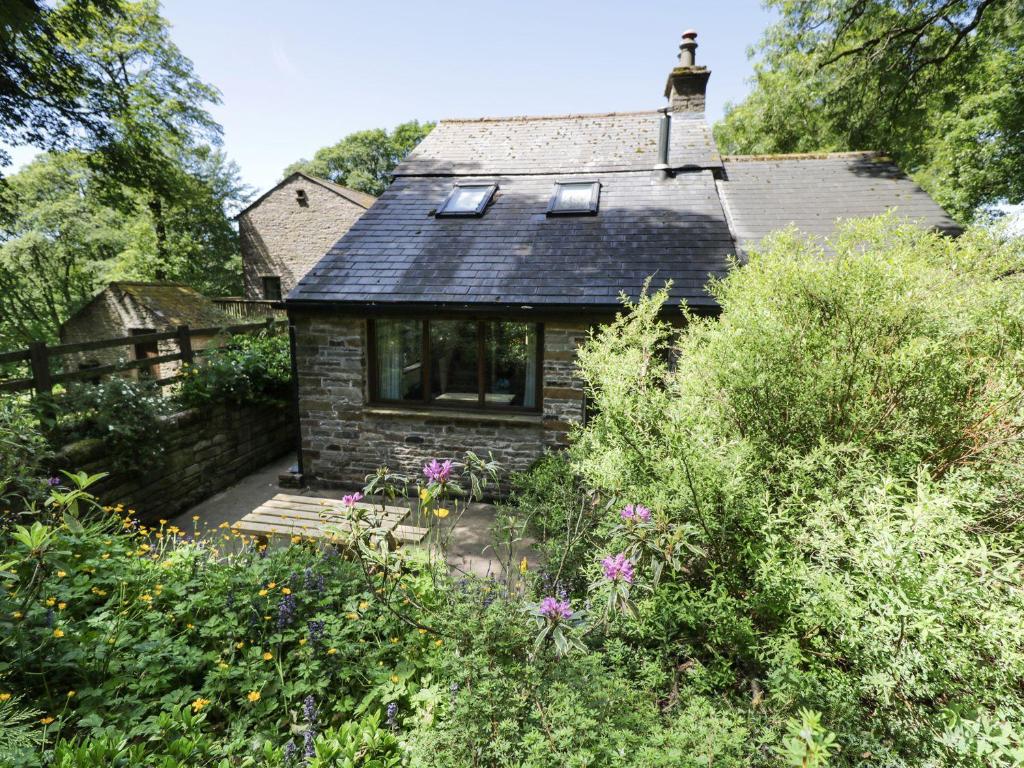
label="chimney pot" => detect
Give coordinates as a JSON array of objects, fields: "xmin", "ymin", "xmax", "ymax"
[{"xmin": 665, "ymin": 29, "xmax": 710, "ymax": 113}]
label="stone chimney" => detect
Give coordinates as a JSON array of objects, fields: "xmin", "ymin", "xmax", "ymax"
[{"xmin": 664, "ymin": 30, "xmax": 710, "ymax": 112}]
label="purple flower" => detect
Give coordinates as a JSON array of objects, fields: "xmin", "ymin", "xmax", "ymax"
[
  {"xmin": 422, "ymin": 459, "xmax": 453, "ymax": 484},
  {"xmin": 539, "ymin": 596, "xmax": 573, "ymax": 621},
  {"xmin": 386, "ymin": 701, "xmax": 398, "ymax": 729},
  {"xmin": 341, "ymin": 491, "xmax": 363, "ymax": 510},
  {"xmin": 602, "ymin": 553, "xmax": 635, "ymax": 584},
  {"xmin": 303, "ymin": 694, "xmax": 318, "ymax": 725},
  {"xmin": 277, "ymin": 593, "xmax": 297, "ymax": 629},
  {"xmin": 307, "ymin": 619, "xmax": 325, "ymax": 646},
  {"xmin": 303, "ymin": 727, "xmax": 316, "ymax": 758},
  {"xmin": 620, "ymin": 503, "xmax": 651, "ymax": 522},
  {"xmin": 283, "ymin": 740, "xmax": 298, "ymax": 765},
  {"xmin": 47, "ymin": 476, "xmax": 61, "ymax": 487}
]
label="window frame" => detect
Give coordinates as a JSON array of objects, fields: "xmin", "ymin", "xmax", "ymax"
[
  {"xmin": 435, "ymin": 182, "xmax": 498, "ymax": 218},
  {"xmin": 367, "ymin": 318, "xmax": 543, "ymax": 413},
  {"xmin": 261, "ymin": 275, "xmax": 283, "ymax": 301},
  {"xmin": 546, "ymin": 180, "xmax": 601, "ymax": 216}
]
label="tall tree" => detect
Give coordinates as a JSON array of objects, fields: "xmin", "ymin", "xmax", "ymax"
[
  {"xmin": 285, "ymin": 121, "xmax": 435, "ymax": 197},
  {"xmin": 714, "ymin": 0, "xmax": 1023, "ymax": 221}
]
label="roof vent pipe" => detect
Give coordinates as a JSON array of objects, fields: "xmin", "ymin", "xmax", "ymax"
[{"xmin": 655, "ymin": 109, "xmax": 671, "ymax": 178}]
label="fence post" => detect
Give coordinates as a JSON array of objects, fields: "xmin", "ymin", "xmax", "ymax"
[
  {"xmin": 176, "ymin": 325, "xmax": 194, "ymax": 365},
  {"xmin": 265, "ymin": 316, "xmax": 275, "ymax": 335},
  {"xmin": 28, "ymin": 341, "xmax": 52, "ymax": 396}
]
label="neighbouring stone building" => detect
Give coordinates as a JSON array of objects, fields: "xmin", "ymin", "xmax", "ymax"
[
  {"xmin": 237, "ymin": 172, "xmax": 376, "ymax": 301},
  {"xmin": 59, "ymin": 282, "xmax": 232, "ymax": 380},
  {"xmin": 285, "ymin": 30, "xmax": 959, "ymax": 489}
]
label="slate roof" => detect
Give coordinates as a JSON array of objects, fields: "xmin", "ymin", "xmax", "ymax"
[
  {"xmin": 290, "ymin": 110, "xmax": 734, "ymax": 310},
  {"xmin": 718, "ymin": 152, "xmax": 962, "ymax": 250},
  {"xmin": 115, "ymin": 282, "xmax": 232, "ymax": 328},
  {"xmin": 290, "ymin": 170, "xmax": 733, "ymax": 308},
  {"xmin": 395, "ymin": 111, "xmax": 722, "ymax": 176}
]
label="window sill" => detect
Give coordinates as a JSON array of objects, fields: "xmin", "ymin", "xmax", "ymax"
[{"xmin": 364, "ymin": 405, "xmax": 543, "ymax": 426}]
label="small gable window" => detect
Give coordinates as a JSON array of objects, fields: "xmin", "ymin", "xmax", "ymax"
[
  {"xmin": 262, "ymin": 276, "xmax": 282, "ymax": 301},
  {"xmin": 436, "ymin": 183, "xmax": 497, "ymax": 217},
  {"xmin": 547, "ymin": 181, "xmax": 600, "ymax": 216}
]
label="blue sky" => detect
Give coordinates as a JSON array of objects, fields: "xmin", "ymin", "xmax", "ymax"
[{"xmin": 10, "ymin": 1, "xmax": 776, "ymax": 195}]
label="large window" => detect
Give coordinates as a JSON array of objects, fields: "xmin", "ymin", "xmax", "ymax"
[{"xmin": 370, "ymin": 319, "xmax": 540, "ymax": 411}]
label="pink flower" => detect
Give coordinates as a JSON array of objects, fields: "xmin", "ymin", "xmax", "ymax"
[
  {"xmin": 423, "ymin": 459, "xmax": 453, "ymax": 484},
  {"xmin": 341, "ymin": 492, "xmax": 363, "ymax": 509},
  {"xmin": 539, "ymin": 596, "xmax": 573, "ymax": 621},
  {"xmin": 620, "ymin": 503, "xmax": 651, "ymax": 522},
  {"xmin": 601, "ymin": 553, "xmax": 635, "ymax": 584}
]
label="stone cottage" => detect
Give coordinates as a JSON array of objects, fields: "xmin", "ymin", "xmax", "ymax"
[
  {"xmin": 285, "ymin": 31, "xmax": 959, "ymax": 488},
  {"xmin": 60, "ymin": 282, "xmax": 232, "ymax": 380},
  {"xmin": 237, "ymin": 172, "xmax": 376, "ymax": 301}
]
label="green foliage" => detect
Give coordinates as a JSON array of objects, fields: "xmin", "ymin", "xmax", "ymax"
[
  {"xmin": 714, "ymin": 0, "xmax": 1024, "ymax": 221},
  {"xmin": 0, "ymin": 397, "xmax": 51, "ymax": 514},
  {"xmin": 285, "ymin": 121, "xmax": 434, "ymax": 197},
  {"xmin": 175, "ymin": 332, "xmax": 292, "ymax": 409},
  {"xmin": 44, "ymin": 377, "xmax": 171, "ymax": 472},
  {"xmin": 568, "ymin": 216, "xmax": 1024, "ymax": 765}
]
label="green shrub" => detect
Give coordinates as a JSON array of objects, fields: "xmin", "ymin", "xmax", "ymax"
[
  {"xmin": 175, "ymin": 331, "xmax": 291, "ymax": 409},
  {"xmin": 0, "ymin": 397, "xmax": 51, "ymax": 515},
  {"xmin": 568, "ymin": 216, "xmax": 1024, "ymax": 765}
]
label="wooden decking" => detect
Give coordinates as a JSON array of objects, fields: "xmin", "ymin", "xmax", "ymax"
[{"xmin": 232, "ymin": 493, "xmax": 428, "ymax": 545}]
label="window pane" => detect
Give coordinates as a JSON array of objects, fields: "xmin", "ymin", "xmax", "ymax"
[
  {"xmin": 447, "ymin": 186, "xmax": 489, "ymax": 212},
  {"xmin": 430, "ymin": 320, "xmax": 479, "ymax": 404},
  {"xmin": 550, "ymin": 181, "xmax": 598, "ymax": 214},
  {"xmin": 484, "ymin": 321, "xmax": 538, "ymax": 408},
  {"xmin": 375, "ymin": 319, "xmax": 423, "ymax": 401}
]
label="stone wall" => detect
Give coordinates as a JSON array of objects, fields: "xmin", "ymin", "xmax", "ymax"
[
  {"xmin": 54, "ymin": 401, "xmax": 294, "ymax": 523},
  {"xmin": 239, "ymin": 176, "xmax": 370, "ymax": 300},
  {"xmin": 292, "ymin": 313, "xmax": 588, "ymax": 489}
]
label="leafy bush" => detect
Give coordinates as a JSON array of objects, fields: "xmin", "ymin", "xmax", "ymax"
[
  {"xmin": 175, "ymin": 331, "xmax": 291, "ymax": 409},
  {"xmin": 568, "ymin": 216, "xmax": 1024, "ymax": 765},
  {"xmin": 43, "ymin": 378, "xmax": 171, "ymax": 472},
  {"xmin": 0, "ymin": 397, "xmax": 51, "ymax": 515}
]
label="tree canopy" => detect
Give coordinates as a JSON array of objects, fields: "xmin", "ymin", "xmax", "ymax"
[
  {"xmin": 714, "ymin": 0, "xmax": 1023, "ymax": 222},
  {"xmin": 285, "ymin": 121, "xmax": 435, "ymax": 197}
]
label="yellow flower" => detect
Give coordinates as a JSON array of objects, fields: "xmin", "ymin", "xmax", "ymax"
[
  {"xmin": 258, "ymin": 589, "xmax": 268, "ymax": 597},
  {"xmin": 434, "ymin": 639, "xmax": 443, "ymax": 646},
  {"xmin": 218, "ymin": 522, "xmax": 229, "ymax": 529},
  {"xmin": 186, "ymin": 623, "xmax": 194, "ymax": 630},
  {"xmin": 191, "ymin": 697, "xmax": 210, "ymax": 712},
  {"xmin": 192, "ymin": 515, "xmax": 200, "ymax": 522},
  {"xmin": 247, "ymin": 690, "xmax": 261, "ymax": 702},
  {"xmin": 419, "ymin": 488, "xmax": 429, "ymax": 502},
  {"xmin": 11, "ymin": 611, "xmax": 22, "ymax": 620},
  {"xmin": 235, "ymin": 641, "xmax": 245, "ymax": 649},
  {"xmin": 57, "ymin": 571, "xmax": 67, "ymax": 578},
  {"xmin": 262, "ymin": 652, "xmax": 273, "ymax": 661},
  {"xmin": 0, "ymin": 693, "xmax": 11, "ymax": 702},
  {"xmin": 218, "ymin": 661, "xmax": 229, "ymax": 669},
  {"xmin": 46, "ymin": 597, "xmax": 56, "ymax": 607},
  {"xmin": 40, "ymin": 716, "xmax": 55, "ymax": 725},
  {"xmin": 390, "ymin": 674, "xmax": 400, "ymax": 683},
  {"xmin": 139, "ymin": 594, "xmax": 152, "ymax": 603},
  {"xmin": 345, "ymin": 612, "xmax": 358, "ymax": 620},
  {"xmin": 299, "ymin": 638, "xmax": 307, "ymax": 646},
  {"xmin": 418, "ymin": 628, "xmax": 427, "ymax": 635},
  {"xmin": 58, "ymin": 602, "xmax": 66, "ymax": 611},
  {"xmin": 358, "ymin": 600, "xmax": 369, "ymax": 611},
  {"xmin": 154, "ymin": 584, "xmax": 162, "ymax": 593},
  {"xmin": 519, "ymin": 557, "xmax": 528, "ymax": 574},
  {"xmin": 267, "ymin": 582, "xmax": 276, "ymax": 589},
  {"xmin": 101, "ymin": 553, "xmax": 110, "ymax": 560},
  {"xmin": 281, "ymin": 587, "xmax": 291, "ymax": 595},
  {"xmin": 53, "ymin": 629, "xmax": 64, "ymax": 638},
  {"xmin": 66, "ymin": 690, "xmax": 75, "ymax": 698},
  {"xmin": 290, "ymin": 535, "xmax": 301, "ymax": 544},
  {"xmin": 434, "ymin": 507, "xmax": 450, "ymax": 519},
  {"xmin": 159, "ymin": 519, "xmax": 168, "ymax": 525},
  {"xmin": 327, "ymin": 648, "xmax": 337, "ymax": 655}
]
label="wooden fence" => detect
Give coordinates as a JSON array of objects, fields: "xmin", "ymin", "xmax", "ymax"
[
  {"xmin": 211, "ymin": 298, "xmax": 287, "ymax": 320},
  {"xmin": 0, "ymin": 318, "xmax": 284, "ymax": 396}
]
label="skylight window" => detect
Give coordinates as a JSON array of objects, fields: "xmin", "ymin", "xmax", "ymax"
[
  {"xmin": 547, "ymin": 181, "xmax": 601, "ymax": 216},
  {"xmin": 436, "ymin": 183, "xmax": 497, "ymax": 217}
]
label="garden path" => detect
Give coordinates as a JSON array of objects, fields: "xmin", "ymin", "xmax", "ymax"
[{"xmin": 170, "ymin": 454, "xmax": 537, "ymax": 577}]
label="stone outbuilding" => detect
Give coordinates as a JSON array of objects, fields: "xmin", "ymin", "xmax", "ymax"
[
  {"xmin": 284, "ymin": 30, "xmax": 959, "ymax": 489},
  {"xmin": 59, "ymin": 282, "xmax": 232, "ymax": 380},
  {"xmin": 236, "ymin": 172, "xmax": 376, "ymax": 301}
]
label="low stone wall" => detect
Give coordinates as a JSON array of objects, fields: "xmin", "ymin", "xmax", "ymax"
[{"xmin": 53, "ymin": 401, "xmax": 294, "ymax": 522}]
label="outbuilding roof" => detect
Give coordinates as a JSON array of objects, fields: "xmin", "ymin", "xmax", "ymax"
[
  {"xmin": 235, "ymin": 171, "xmax": 376, "ymax": 219},
  {"xmin": 113, "ymin": 282, "xmax": 232, "ymax": 328}
]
